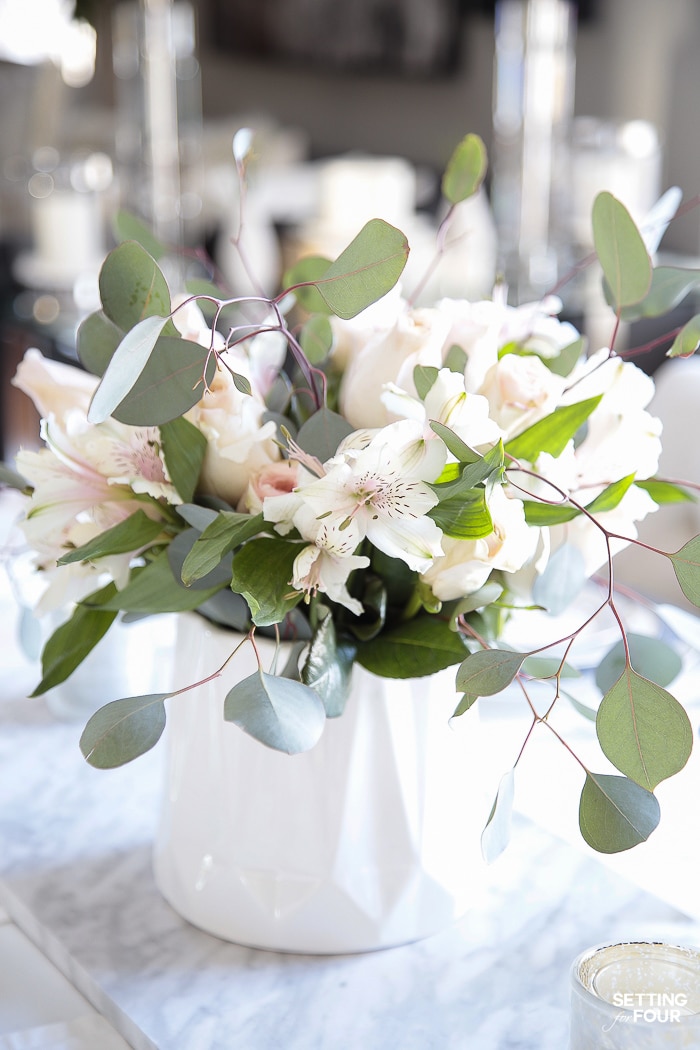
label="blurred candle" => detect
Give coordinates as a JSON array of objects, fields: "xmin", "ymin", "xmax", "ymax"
[{"xmin": 570, "ymin": 942, "xmax": 700, "ymax": 1048}]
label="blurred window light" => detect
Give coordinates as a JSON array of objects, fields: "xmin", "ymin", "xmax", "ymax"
[{"xmin": 0, "ymin": 0, "xmax": 96, "ymax": 85}]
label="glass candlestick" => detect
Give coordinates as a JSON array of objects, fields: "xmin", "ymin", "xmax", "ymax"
[{"xmin": 570, "ymin": 942, "xmax": 700, "ymax": 1048}]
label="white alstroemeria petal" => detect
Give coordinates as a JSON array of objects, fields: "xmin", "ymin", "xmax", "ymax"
[
  {"xmin": 366, "ymin": 513, "xmax": 444, "ymax": 573},
  {"xmin": 291, "ymin": 546, "xmax": 368, "ymax": 616},
  {"xmin": 380, "ymin": 383, "xmax": 426, "ymax": 422}
]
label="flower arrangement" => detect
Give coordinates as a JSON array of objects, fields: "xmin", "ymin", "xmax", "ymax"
[{"xmin": 3, "ymin": 132, "xmax": 700, "ymax": 858}]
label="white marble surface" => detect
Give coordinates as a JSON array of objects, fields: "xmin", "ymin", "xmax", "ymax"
[{"xmin": 1, "ymin": 490, "xmax": 700, "ymax": 1050}]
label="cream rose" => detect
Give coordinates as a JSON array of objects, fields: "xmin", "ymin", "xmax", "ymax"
[
  {"xmin": 338, "ymin": 305, "xmax": 451, "ymax": 429},
  {"xmin": 478, "ymin": 354, "xmax": 566, "ymax": 441},
  {"xmin": 242, "ymin": 460, "xmax": 299, "ymax": 514},
  {"xmin": 188, "ymin": 350, "xmax": 280, "ymax": 505}
]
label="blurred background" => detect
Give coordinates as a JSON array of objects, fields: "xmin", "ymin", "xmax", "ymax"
[{"xmin": 1, "ymin": 0, "xmax": 700, "ymax": 468}]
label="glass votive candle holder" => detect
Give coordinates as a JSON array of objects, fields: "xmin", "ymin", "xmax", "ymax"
[{"xmin": 570, "ymin": 942, "xmax": 700, "ymax": 1048}]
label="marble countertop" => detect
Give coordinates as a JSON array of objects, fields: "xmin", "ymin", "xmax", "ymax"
[{"xmin": 1, "ymin": 490, "xmax": 700, "ymax": 1050}]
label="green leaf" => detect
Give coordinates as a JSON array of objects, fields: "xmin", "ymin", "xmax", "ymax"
[
  {"xmin": 452, "ymin": 692, "xmax": 479, "ymax": 717},
  {"xmin": 300, "ymin": 314, "xmax": 333, "ymax": 364},
  {"xmin": 532, "ymin": 543, "xmax": 587, "ymax": 616},
  {"xmin": 595, "ymin": 634, "xmax": 682, "ymax": 694},
  {"xmin": 521, "ymin": 656, "xmax": 579, "ymax": 679},
  {"xmin": 455, "ymin": 648, "xmax": 525, "ymax": 697},
  {"xmin": 110, "ymin": 336, "xmax": 216, "ymax": 426},
  {"xmin": 57, "ymin": 510, "xmax": 165, "ymax": 565},
  {"xmin": 167, "ymin": 529, "xmax": 234, "ymax": 591},
  {"xmin": 301, "ymin": 611, "xmax": 356, "ymax": 717},
  {"xmin": 451, "ymin": 581, "xmax": 503, "ymax": 618},
  {"xmin": 523, "ymin": 501, "xmax": 579, "ymax": 526},
  {"xmin": 80, "ymin": 694, "xmax": 168, "ymax": 768},
  {"xmin": 592, "ymin": 192, "xmax": 652, "ymax": 309},
  {"xmin": 546, "ymin": 337, "xmax": 584, "ymax": 378},
  {"xmin": 669, "ymin": 535, "xmax": 700, "ymax": 606},
  {"xmin": 296, "ymin": 407, "xmax": 355, "ymax": 462},
  {"xmin": 441, "ymin": 133, "xmax": 488, "ymax": 205},
  {"xmin": 579, "ymin": 772, "xmax": 660, "ymax": 853},
  {"xmin": 315, "ymin": 219, "xmax": 409, "ymax": 320},
  {"xmin": 481, "ymin": 768, "xmax": 515, "ymax": 863},
  {"xmin": 99, "ymin": 241, "xmax": 176, "ymax": 333},
  {"xmin": 370, "ymin": 550, "xmax": 417, "ymax": 610},
  {"xmin": 181, "ymin": 512, "xmax": 264, "ymax": 585},
  {"xmin": 428, "ymin": 491, "xmax": 493, "ymax": 540},
  {"xmin": 668, "ymin": 314, "xmax": 700, "ymax": 359},
  {"xmin": 444, "ymin": 344, "xmax": 468, "ymax": 374},
  {"xmin": 283, "ymin": 255, "xmax": 334, "ymax": 315},
  {"xmin": 523, "ymin": 474, "xmax": 636, "ymax": 526},
  {"xmin": 356, "ymin": 614, "xmax": 468, "ymax": 678},
  {"xmin": 429, "ymin": 420, "xmax": 480, "ymax": 463},
  {"xmin": 0, "ymin": 462, "xmax": 30, "ymax": 491},
  {"xmin": 159, "ymin": 416, "xmax": 207, "ymax": 503},
  {"xmin": 413, "ymin": 365, "xmax": 439, "ymax": 400},
  {"xmin": 98, "ymin": 553, "xmax": 223, "ymax": 613},
  {"xmin": 112, "ymin": 211, "xmax": 167, "ymax": 260},
  {"xmin": 586, "ymin": 474, "xmax": 636, "ymax": 514},
  {"xmin": 596, "ymin": 668, "xmax": 692, "ymax": 790},
  {"xmin": 562, "ymin": 690, "xmax": 598, "ymax": 722},
  {"xmin": 505, "ymin": 396, "xmax": 603, "ymax": 461},
  {"xmin": 195, "ymin": 589, "xmax": 251, "ymax": 632},
  {"xmin": 350, "ymin": 576, "xmax": 387, "ymax": 642},
  {"xmin": 176, "ymin": 503, "xmax": 220, "ymax": 531},
  {"xmin": 230, "ymin": 537, "xmax": 303, "ymax": 626},
  {"xmin": 88, "ymin": 314, "xmax": 172, "ymax": 423},
  {"xmin": 184, "ymin": 278, "xmax": 231, "ymax": 321},
  {"xmin": 636, "ymin": 478, "xmax": 695, "ymax": 505},
  {"xmin": 31, "ymin": 585, "xmax": 118, "ymax": 695},
  {"xmin": 76, "ymin": 310, "xmax": 123, "ymax": 377},
  {"xmin": 224, "ymin": 669, "xmax": 325, "ymax": 753},
  {"xmin": 620, "ymin": 265, "xmax": 700, "ymax": 322},
  {"xmin": 430, "ymin": 443, "xmax": 504, "ymax": 501}
]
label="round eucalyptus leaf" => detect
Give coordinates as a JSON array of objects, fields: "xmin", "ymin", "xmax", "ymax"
[
  {"xmin": 595, "ymin": 633, "xmax": 682, "ymax": 693},
  {"xmin": 579, "ymin": 772, "xmax": 660, "ymax": 854},
  {"xmin": 224, "ymin": 670, "xmax": 325, "ymax": 754},
  {"xmin": 455, "ymin": 648, "xmax": 525, "ymax": 697},
  {"xmin": 481, "ymin": 768, "xmax": 515, "ymax": 863},
  {"xmin": 80, "ymin": 694, "xmax": 168, "ymax": 768},
  {"xmin": 596, "ymin": 668, "xmax": 692, "ymax": 790}
]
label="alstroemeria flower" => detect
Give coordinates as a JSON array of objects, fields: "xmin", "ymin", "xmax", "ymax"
[
  {"xmin": 12, "ymin": 350, "xmax": 180, "ymax": 612},
  {"xmin": 264, "ymin": 419, "xmax": 445, "ymax": 576},
  {"xmin": 382, "ymin": 367, "xmax": 502, "ymax": 452},
  {"xmin": 291, "ymin": 545, "xmax": 370, "ymax": 616},
  {"xmin": 12, "ymin": 346, "xmax": 97, "ymax": 422},
  {"xmin": 16, "ymin": 414, "xmax": 176, "ymax": 612}
]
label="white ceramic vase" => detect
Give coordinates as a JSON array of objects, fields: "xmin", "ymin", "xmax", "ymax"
[{"xmin": 153, "ymin": 613, "xmax": 489, "ymax": 954}]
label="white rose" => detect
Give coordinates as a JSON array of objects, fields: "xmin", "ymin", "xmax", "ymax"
[
  {"xmin": 187, "ymin": 350, "xmax": 279, "ymax": 505},
  {"xmin": 436, "ymin": 293, "xmax": 577, "ymax": 395},
  {"xmin": 338, "ymin": 306, "xmax": 451, "ymax": 429},
  {"xmin": 421, "ymin": 485, "xmax": 537, "ymax": 601},
  {"xmin": 478, "ymin": 353, "xmax": 566, "ymax": 440}
]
